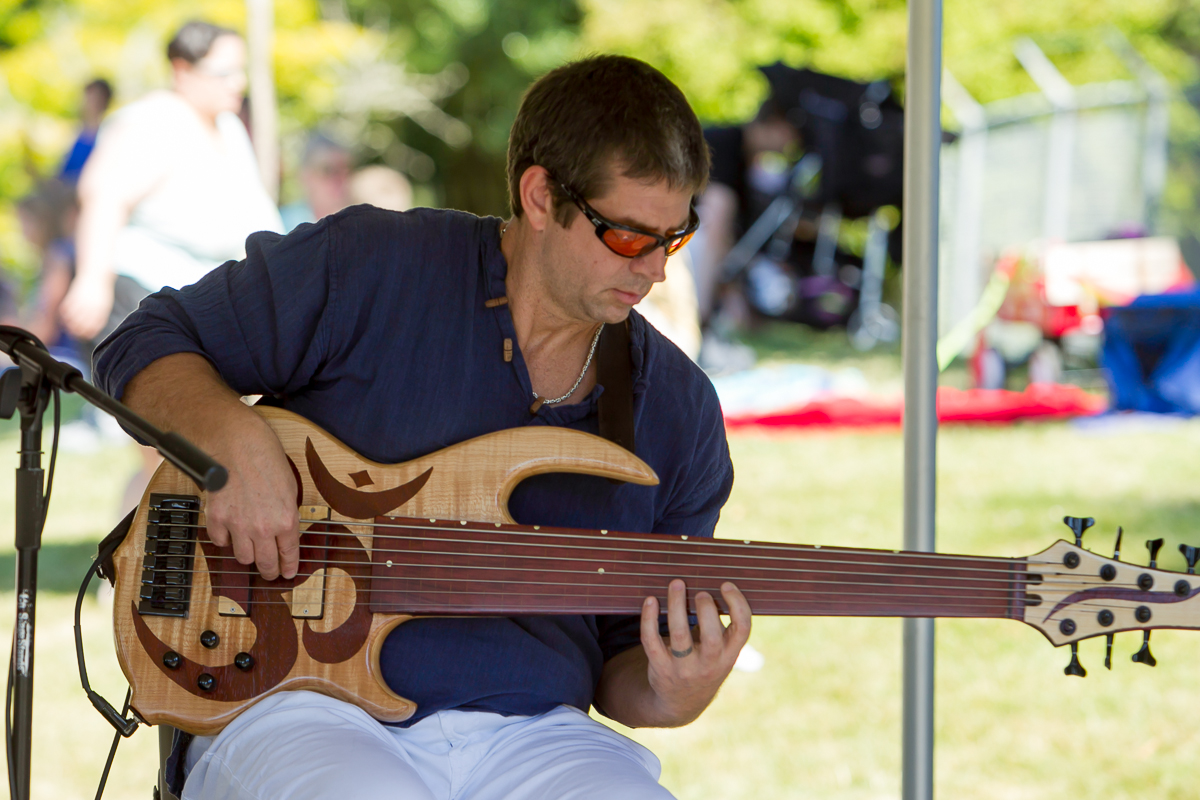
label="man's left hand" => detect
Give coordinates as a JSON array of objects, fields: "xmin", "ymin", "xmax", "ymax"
[{"xmin": 637, "ymin": 579, "xmax": 751, "ymax": 725}]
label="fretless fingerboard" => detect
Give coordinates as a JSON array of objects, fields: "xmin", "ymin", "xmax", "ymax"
[{"xmin": 339, "ymin": 516, "xmax": 1037, "ymax": 619}]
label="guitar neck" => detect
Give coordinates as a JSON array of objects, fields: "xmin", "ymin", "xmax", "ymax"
[{"xmin": 353, "ymin": 517, "xmax": 1035, "ymax": 620}]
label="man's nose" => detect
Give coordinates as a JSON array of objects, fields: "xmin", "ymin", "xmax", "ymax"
[{"xmin": 631, "ymin": 247, "xmax": 668, "ymax": 283}]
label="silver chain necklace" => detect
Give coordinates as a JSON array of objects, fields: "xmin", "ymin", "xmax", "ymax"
[{"xmin": 534, "ymin": 324, "xmax": 604, "ymax": 406}]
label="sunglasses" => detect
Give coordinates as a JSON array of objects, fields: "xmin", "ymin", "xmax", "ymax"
[{"xmin": 557, "ymin": 181, "xmax": 699, "ymax": 259}]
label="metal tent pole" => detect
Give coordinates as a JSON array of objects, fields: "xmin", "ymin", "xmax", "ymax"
[
  {"xmin": 901, "ymin": 0, "xmax": 942, "ymax": 798},
  {"xmin": 247, "ymin": 0, "xmax": 280, "ymax": 201}
]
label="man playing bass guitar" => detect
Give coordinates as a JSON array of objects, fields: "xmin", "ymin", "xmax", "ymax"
[{"xmin": 94, "ymin": 55, "xmax": 752, "ymax": 799}]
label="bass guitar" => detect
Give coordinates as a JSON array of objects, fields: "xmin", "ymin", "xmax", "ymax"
[{"xmin": 112, "ymin": 407, "xmax": 1197, "ymax": 735}]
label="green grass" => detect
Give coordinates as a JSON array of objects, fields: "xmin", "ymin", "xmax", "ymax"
[
  {"xmin": 1, "ymin": 331, "xmax": 1195, "ymax": 798},
  {"xmin": 608, "ymin": 423, "xmax": 1200, "ymax": 800}
]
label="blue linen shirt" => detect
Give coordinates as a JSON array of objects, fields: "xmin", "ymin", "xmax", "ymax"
[{"xmin": 94, "ymin": 205, "xmax": 734, "ymax": 723}]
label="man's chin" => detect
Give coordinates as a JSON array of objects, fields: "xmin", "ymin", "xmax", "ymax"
[{"xmin": 595, "ymin": 304, "xmax": 633, "ymax": 325}]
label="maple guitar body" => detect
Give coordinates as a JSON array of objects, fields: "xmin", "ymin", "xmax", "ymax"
[
  {"xmin": 111, "ymin": 406, "xmax": 660, "ymax": 736},
  {"xmin": 115, "ymin": 409, "xmax": 1200, "ymax": 738}
]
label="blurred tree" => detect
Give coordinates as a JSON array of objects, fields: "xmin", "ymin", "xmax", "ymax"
[
  {"xmin": 0, "ymin": 0, "xmax": 423, "ymax": 279},
  {"xmin": 580, "ymin": 0, "xmax": 1200, "ymax": 243},
  {"xmin": 343, "ymin": 0, "xmax": 581, "ymax": 215},
  {"xmin": 581, "ymin": 0, "xmax": 1198, "ymax": 119}
]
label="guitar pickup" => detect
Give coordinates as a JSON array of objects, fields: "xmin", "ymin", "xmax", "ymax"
[{"xmin": 291, "ymin": 568, "xmax": 326, "ymax": 619}]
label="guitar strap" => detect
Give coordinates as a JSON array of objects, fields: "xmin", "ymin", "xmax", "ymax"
[{"xmin": 596, "ymin": 320, "xmax": 636, "ymax": 455}]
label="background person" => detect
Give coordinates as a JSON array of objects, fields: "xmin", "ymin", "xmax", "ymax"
[
  {"xmin": 14, "ymin": 180, "xmax": 81, "ymax": 362},
  {"xmin": 59, "ymin": 78, "xmax": 113, "ymax": 185},
  {"xmin": 60, "ymin": 19, "xmax": 283, "ymax": 510},
  {"xmin": 349, "ymin": 163, "xmax": 413, "ymax": 213},
  {"xmin": 60, "ymin": 19, "xmax": 283, "ymax": 351},
  {"xmin": 691, "ymin": 100, "xmax": 801, "ymax": 329},
  {"xmin": 280, "ymin": 132, "xmax": 353, "ymax": 231}
]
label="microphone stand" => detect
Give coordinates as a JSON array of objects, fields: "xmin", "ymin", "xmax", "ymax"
[{"xmin": 0, "ymin": 327, "xmax": 227, "ymax": 800}]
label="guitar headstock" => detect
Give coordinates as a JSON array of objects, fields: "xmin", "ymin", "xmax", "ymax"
[{"xmin": 1022, "ymin": 517, "xmax": 1200, "ymax": 676}]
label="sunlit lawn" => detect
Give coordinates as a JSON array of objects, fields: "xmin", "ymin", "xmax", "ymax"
[{"xmin": 2, "ymin": 328, "xmax": 1198, "ymax": 799}]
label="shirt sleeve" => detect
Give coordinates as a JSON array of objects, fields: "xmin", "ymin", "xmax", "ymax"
[{"xmin": 93, "ymin": 219, "xmax": 336, "ymax": 403}]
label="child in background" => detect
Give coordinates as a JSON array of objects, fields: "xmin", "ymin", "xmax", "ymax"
[{"xmin": 15, "ymin": 180, "xmax": 82, "ymax": 366}]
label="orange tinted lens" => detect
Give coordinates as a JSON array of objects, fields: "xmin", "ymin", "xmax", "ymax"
[
  {"xmin": 665, "ymin": 230, "xmax": 696, "ymax": 256},
  {"xmin": 602, "ymin": 228, "xmax": 658, "ymax": 257}
]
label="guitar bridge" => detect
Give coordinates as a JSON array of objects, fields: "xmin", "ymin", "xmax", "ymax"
[{"xmin": 137, "ymin": 494, "xmax": 200, "ymax": 618}]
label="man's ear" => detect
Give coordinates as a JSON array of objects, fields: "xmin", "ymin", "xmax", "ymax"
[{"xmin": 519, "ymin": 166, "xmax": 556, "ymax": 233}]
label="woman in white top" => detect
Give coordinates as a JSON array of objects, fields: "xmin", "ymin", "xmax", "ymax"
[{"xmin": 62, "ymin": 20, "xmax": 283, "ymax": 347}]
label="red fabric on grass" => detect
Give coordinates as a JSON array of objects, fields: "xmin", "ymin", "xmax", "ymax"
[{"xmin": 724, "ymin": 384, "xmax": 1106, "ymax": 429}]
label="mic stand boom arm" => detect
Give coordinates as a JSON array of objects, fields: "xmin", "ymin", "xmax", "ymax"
[{"xmin": 0, "ymin": 326, "xmax": 227, "ymax": 800}]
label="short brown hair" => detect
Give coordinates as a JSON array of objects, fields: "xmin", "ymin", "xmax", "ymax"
[
  {"xmin": 507, "ymin": 55, "xmax": 710, "ymax": 225},
  {"xmin": 167, "ymin": 20, "xmax": 238, "ymax": 65}
]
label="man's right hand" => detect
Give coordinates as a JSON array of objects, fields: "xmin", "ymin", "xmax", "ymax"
[
  {"xmin": 203, "ymin": 412, "xmax": 301, "ymax": 581},
  {"xmin": 123, "ymin": 353, "xmax": 302, "ymax": 581}
]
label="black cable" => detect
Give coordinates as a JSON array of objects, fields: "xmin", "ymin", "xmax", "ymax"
[
  {"xmin": 74, "ymin": 539, "xmax": 138, "ymax": 734},
  {"xmin": 43, "ymin": 388, "xmax": 59, "ymax": 527},
  {"xmin": 93, "ymin": 688, "xmax": 131, "ymax": 800},
  {"xmin": 6, "ymin": 630, "xmax": 14, "ymax": 800}
]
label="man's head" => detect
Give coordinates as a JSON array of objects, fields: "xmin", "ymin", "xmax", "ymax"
[
  {"xmin": 81, "ymin": 78, "xmax": 112, "ymax": 129},
  {"xmin": 505, "ymin": 56, "xmax": 708, "ymax": 325},
  {"xmin": 299, "ymin": 133, "xmax": 353, "ymax": 220},
  {"xmin": 168, "ymin": 21, "xmax": 246, "ymax": 120},
  {"xmin": 507, "ymin": 55, "xmax": 709, "ymax": 226}
]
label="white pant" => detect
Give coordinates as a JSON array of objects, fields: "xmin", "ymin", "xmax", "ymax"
[{"xmin": 182, "ymin": 691, "xmax": 673, "ymax": 800}]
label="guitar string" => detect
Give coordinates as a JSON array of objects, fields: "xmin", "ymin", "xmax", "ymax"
[
  {"xmin": 153, "ymin": 518, "xmax": 1105, "ymax": 577},
  {"xmin": 140, "ymin": 566, "xmax": 1036, "ymax": 594},
  {"xmin": 145, "ymin": 582, "xmax": 1106, "ymax": 611},
  {"xmin": 144, "ymin": 523, "xmax": 1144, "ymax": 584},
  {"xmin": 145, "ymin": 593, "xmax": 1121, "ymax": 617},
  {"xmin": 148, "ymin": 549, "xmax": 1151, "ymax": 597},
  {"xmin": 138, "ymin": 563, "xmax": 1143, "ymax": 615},
  {"xmin": 174, "ymin": 547, "xmax": 1037, "ymax": 585},
  {"xmin": 140, "ymin": 522, "xmax": 1168, "ymax": 586},
  {"xmin": 135, "ymin": 545, "xmax": 1165, "ymax": 615},
  {"xmin": 149, "ymin": 591, "xmax": 1128, "ymax": 618},
  {"xmin": 147, "ymin": 559, "xmax": 1110, "ymax": 594},
  {"xmin": 141, "ymin": 539, "xmax": 1164, "ymax": 592}
]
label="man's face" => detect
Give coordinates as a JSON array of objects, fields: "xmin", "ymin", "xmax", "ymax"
[
  {"xmin": 81, "ymin": 87, "xmax": 109, "ymax": 125},
  {"xmin": 302, "ymin": 148, "xmax": 353, "ymax": 218},
  {"xmin": 174, "ymin": 35, "xmax": 247, "ymax": 118},
  {"xmin": 540, "ymin": 171, "xmax": 692, "ymax": 326}
]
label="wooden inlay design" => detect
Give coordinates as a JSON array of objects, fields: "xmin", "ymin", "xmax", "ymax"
[
  {"xmin": 301, "ymin": 524, "xmax": 373, "ymax": 664},
  {"xmin": 131, "ymin": 578, "xmax": 298, "ymax": 702},
  {"xmin": 305, "ymin": 438, "xmax": 432, "ymax": 518}
]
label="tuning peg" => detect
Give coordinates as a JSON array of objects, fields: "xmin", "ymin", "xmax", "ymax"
[
  {"xmin": 1132, "ymin": 631, "xmax": 1157, "ymax": 667},
  {"xmin": 1104, "ymin": 634, "xmax": 1114, "ymax": 670},
  {"xmin": 1064, "ymin": 642, "xmax": 1086, "ymax": 677},
  {"xmin": 1180, "ymin": 544, "xmax": 1200, "ymax": 575},
  {"xmin": 1062, "ymin": 516, "xmax": 1095, "ymax": 548},
  {"xmin": 1146, "ymin": 538, "xmax": 1164, "ymax": 569},
  {"xmin": 1113, "ymin": 527, "xmax": 1123, "ymax": 560}
]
